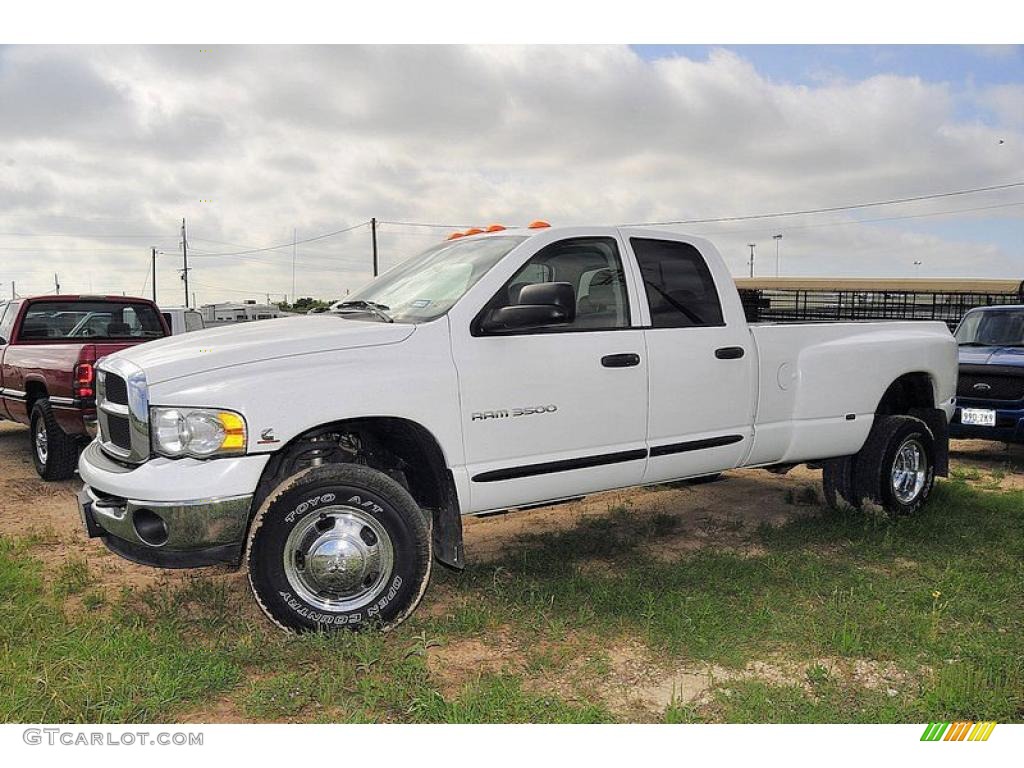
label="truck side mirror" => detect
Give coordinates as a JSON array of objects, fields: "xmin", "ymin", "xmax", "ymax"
[{"xmin": 481, "ymin": 282, "xmax": 576, "ymax": 333}]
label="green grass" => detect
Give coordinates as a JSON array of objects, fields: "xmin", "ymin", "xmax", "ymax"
[
  {"xmin": 430, "ymin": 480, "xmax": 1024, "ymax": 721},
  {"xmin": 0, "ymin": 477, "xmax": 1021, "ymax": 723}
]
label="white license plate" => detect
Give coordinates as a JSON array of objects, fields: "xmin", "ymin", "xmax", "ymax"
[{"xmin": 961, "ymin": 408, "xmax": 996, "ymax": 427}]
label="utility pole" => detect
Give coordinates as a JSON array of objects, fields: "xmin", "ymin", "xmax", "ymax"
[
  {"xmin": 747, "ymin": 244, "xmax": 756, "ymax": 278},
  {"xmin": 181, "ymin": 218, "xmax": 190, "ymax": 308},
  {"xmin": 371, "ymin": 217, "xmax": 379, "ymax": 277},
  {"xmin": 772, "ymin": 234, "xmax": 783, "ymax": 278},
  {"xmin": 54, "ymin": 273, "xmax": 60, "ymax": 295},
  {"xmin": 292, "ymin": 228, "xmax": 297, "ymax": 305},
  {"xmin": 151, "ymin": 247, "xmax": 158, "ymax": 303}
]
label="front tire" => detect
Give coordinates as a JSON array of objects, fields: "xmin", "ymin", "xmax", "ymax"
[
  {"xmin": 30, "ymin": 400, "xmax": 78, "ymax": 481},
  {"xmin": 247, "ymin": 463, "xmax": 432, "ymax": 632},
  {"xmin": 852, "ymin": 415, "xmax": 936, "ymax": 515}
]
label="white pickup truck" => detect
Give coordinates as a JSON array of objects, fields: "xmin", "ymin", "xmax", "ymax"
[{"xmin": 77, "ymin": 225, "xmax": 957, "ymax": 631}]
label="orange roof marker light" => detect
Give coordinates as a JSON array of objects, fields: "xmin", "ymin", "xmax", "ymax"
[
  {"xmin": 528, "ymin": 220, "xmax": 551, "ymax": 229},
  {"xmin": 485, "ymin": 224, "xmax": 506, "ymax": 232},
  {"xmin": 464, "ymin": 228, "xmax": 484, "ymax": 236},
  {"xmin": 447, "ymin": 232, "xmax": 465, "ymax": 240}
]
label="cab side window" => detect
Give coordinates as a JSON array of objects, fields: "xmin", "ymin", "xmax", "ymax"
[
  {"xmin": 493, "ymin": 237, "xmax": 630, "ymax": 331},
  {"xmin": 631, "ymin": 238, "xmax": 724, "ymax": 328},
  {"xmin": 0, "ymin": 302, "xmax": 17, "ymax": 343}
]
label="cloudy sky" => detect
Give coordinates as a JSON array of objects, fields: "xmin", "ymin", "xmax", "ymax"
[{"xmin": 0, "ymin": 44, "xmax": 1021, "ymax": 306}]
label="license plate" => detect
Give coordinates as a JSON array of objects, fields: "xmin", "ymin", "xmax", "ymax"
[{"xmin": 961, "ymin": 408, "xmax": 996, "ymax": 427}]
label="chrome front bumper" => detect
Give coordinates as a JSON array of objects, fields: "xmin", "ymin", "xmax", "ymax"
[
  {"xmin": 77, "ymin": 485, "xmax": 253, "ymax": 568},
  {"xmin": 77, "ymin": 440, "xmax": 267, "ymax": 568}
]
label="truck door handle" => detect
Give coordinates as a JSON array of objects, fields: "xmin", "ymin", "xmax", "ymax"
[
  {"xmin": 601, "ymin": 353, "xmax": 641, "ymax": 368},
  {"xmin": 715, "ymin": 346, "xmax": 745, "ymax": 360}
]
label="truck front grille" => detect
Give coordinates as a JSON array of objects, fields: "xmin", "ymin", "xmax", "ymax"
[
  {"xmin": 106, "ymin": 413, "xmax": 132, "ymax": 449},
  {"xmin": 104, "ymin": 373, "xmax": 129, "ymax": 405},
  {"xmin": 96, "ymin": 361, "xmax": 150, "ymax": 464},
  {"xmin": 957, "ymin": 370, "xmax": 1024, "ymax": 402}
]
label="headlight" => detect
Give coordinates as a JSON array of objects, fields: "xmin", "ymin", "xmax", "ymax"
[{"xmin": 150, "ymin": 407, "xmax": 247, "ymax": 458}]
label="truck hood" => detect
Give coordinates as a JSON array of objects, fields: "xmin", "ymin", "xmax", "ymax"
[
  {"xmin": 958, "ymin": 345, "xmax": 1024, "ymax": 368},
  {"xmin": 105, "ymin": 315, "xmax": 416, "ymax": 385}
]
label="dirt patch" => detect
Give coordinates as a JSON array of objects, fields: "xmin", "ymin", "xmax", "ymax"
[
  {"xmin": 949, "ymin": 439, "xmax": 1024, "ymax": 491},
  {"xmin": 177, "ymin": 695, "xmax": 249, "ymax": 724},
  {"xmin": 590, "ymin": 642, "xmax": 913, "ymax": 717},
  {"xmin": 0, "ymin": 422, "xmax": 222, "ymax": 602},
  {"xmin": 426, "ymin": 633, "xmax": 521, "ymax": 698}
]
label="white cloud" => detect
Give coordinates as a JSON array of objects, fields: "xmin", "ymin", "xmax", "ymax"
[{"xmin": 0, "ymin": 44, "xmax": 1021, "ymax": 304}]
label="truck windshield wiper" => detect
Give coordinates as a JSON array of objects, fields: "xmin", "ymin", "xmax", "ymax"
[
  {"xmin": 332, "ymin": 300, "xmax": 394, "ymax": 323},
  {"xmin": 957, "ymin": 341, "xmax": 990, "ymax": 346}
]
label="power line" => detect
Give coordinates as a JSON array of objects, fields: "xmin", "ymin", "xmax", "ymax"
[
  {"xmin": 692, "ymin": 198, "xmax": 1024, "ymax": 236},
  {"xmin": 187, "ymin": 221, "xmax": 370, "ymax": 258},
  {"xmin": 377, "ymin": 220, "xmax": 472, "ymax": 229},
  {"xmin": 627, "ymin": 180, "xmax": 1024, "ymax": 226}
]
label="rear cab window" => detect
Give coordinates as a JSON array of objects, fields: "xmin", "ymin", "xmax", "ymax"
[
  {"xmin": 630, "ymin": 238, "xmax": 724, "ymax": 328},
  {"xmin": 16, "ymin": 300, "xmax": 167, "ymax": 342}
]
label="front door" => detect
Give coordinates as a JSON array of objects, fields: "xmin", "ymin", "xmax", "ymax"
[{"xmin": 450, "ymin": 235, "xmax": 649, "ymax": 513}]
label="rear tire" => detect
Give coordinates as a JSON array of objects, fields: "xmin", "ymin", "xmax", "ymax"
[
  {"xmin": 852, "ymin": 415, "xmax": 935, "ymax": 516},
  {"xmin": 29, "ymin": 400, "xmax": 78, "ymax": 481},
  {"xmin": 247, "ymin": 463, "xmax": 432, "ymax": 632}
]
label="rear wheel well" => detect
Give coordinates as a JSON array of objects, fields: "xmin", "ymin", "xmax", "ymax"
[
  {"xmin": 250, "ymin": 417, "xmax": 464, "ymax": 570},
  {"xmin": 873, "ymin": 372, "xmax": 949, "ymax": 477},
  {"xmin": 25, "ymin": 381, "xmax": 48, "ymax": 412},
  {"xmin": 876, "ymin": 372, "xmax": 934, "ymax": 415}
]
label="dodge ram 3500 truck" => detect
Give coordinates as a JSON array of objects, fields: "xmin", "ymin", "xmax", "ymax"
[
  {"xmin": 77, "ymin": 225, "xmax": 957, "ymax": 632},
  {"xmin": 0, "ymin": 295, "xmax": 169, "ymax": 479}
]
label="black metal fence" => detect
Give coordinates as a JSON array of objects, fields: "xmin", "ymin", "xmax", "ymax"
[{"xmin": 739, "ymin": 287, "xmax": 1024, "ymax": 331}]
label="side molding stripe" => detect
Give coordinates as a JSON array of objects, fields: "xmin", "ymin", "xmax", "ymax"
[
  {"xmin": 471, "ymin": 435, "xmax": 744, "ymax": 483},
  {"xmin": 649, "ymin": 434, "xmax": 744, "ymax": 457},
  {"xmin": 472, "ymin": 449, "xmax": 648, "ymax": 483}
]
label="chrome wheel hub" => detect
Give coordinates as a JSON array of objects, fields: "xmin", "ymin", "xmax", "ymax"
[
  {"xmin": 891, "ymin": 437, "xmax": 927, "ymax": 504},
  {"xmin": 34, "ymin": 420, "xmax": 48, "ymax": 464},
  {"xmin": 283, "ymin": 506, "xmax": 394, "ymax": 612}
]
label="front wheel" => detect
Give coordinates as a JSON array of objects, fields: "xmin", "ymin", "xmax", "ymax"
[
  {"xmin": 247, "ymin": 463, "xmax": 432, "ymax": 632},
  {"xmin": 30, "ymin": 400, "xmax": 79, "ymax": 481},
  {"xmin": 852, "ymin": 415, "xmax": 936, "ymax": 515}
]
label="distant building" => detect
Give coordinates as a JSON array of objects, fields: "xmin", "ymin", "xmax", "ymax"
[{"xmin": 199, "ymin": 300, "xmax": 288, "ymax": 323}]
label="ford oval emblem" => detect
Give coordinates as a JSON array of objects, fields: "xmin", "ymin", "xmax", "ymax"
[{"xmin": 973, "ymin": 382, "xmax": 992, "ymax": 392}]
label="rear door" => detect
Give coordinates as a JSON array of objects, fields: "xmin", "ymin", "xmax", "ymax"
[
  {"xmin": 622, "ymin": 233, "xmax": 757, "ymax": 483},
  {"xmin": 449, "ymin": 233, "xmax": 649, "ymax": 513}
]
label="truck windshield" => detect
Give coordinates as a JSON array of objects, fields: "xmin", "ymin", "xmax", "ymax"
[
  {"xmin": 955, "ymin": 308, "xmax": 1024, "ymax": 347},
  {"xmin": 343, "ymin": 236, "xmax": 528, "ymax": 323},
  {"xmin": 20, "ymin": 301, "xmax": 166, "ymax": 341}
]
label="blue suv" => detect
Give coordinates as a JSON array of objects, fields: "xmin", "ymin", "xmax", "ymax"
[{"xmin": 950, "ymin": 305, "xmax": 1024, "ymax": 444}]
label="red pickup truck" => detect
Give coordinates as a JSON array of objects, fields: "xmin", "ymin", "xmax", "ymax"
[{"xmin": 0, "ymin": 295, "xmax": 170, "ymax": 479}]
